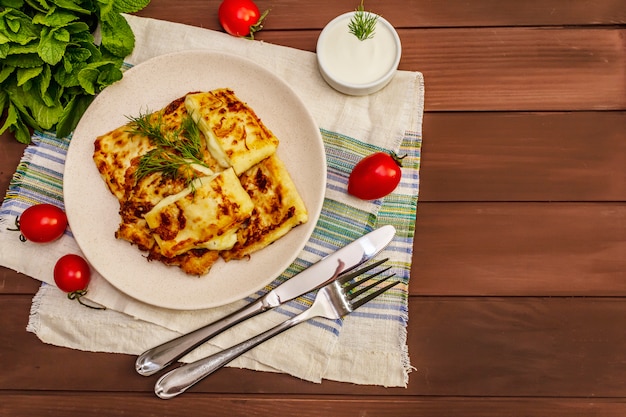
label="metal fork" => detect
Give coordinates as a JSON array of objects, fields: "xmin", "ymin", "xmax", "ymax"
[{"xmin": 154, "ymin": 260, "xmax": 398, "ymax": 399}]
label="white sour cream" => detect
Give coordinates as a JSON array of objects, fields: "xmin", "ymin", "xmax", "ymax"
[{"xmin": 318, "ymin": 14, "xmax": 399, "ymax": 86}]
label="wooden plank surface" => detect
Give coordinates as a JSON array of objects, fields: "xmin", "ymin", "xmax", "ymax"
[
  {"xmin": 3, "ymin": 296, "xmax": 626, "ymax": 398},
  {"xmin": 246, "ymin": 28, "xmax": 626, "ymax": 111},
  {"xmin": 138, "ymin": 0, "xmax": 626, "ymax": 28},
  {"xmin": 420, "ymin": 112, "xmax": 626, "ymax": 202},
  {"xmin": 413, "ymin": 202, "xmax": 626, "ymax": 296},
  {"xmin": 3, "ymin": 395, "xmax": 626, "ymax": 417}
]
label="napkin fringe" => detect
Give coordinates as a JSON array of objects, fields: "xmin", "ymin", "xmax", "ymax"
[
  {"xmin": 25, "ymin": 283, "xmax": 45, "ymax": 335},
  {"xmin": 400, "ymin": 320, "xmax": 415, "ymax": 385},
  {"xmin": 0, "ymin": 150, "xmax": 34, "ymax": 226}
]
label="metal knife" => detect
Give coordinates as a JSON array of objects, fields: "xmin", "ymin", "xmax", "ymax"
[{"xmin": 135, "ymin": 224, "xmax": 396, "ymax": 376}]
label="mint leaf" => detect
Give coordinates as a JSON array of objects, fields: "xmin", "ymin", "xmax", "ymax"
[
  {"xmin": 0, "ymin": 90, "xmax": 7, "ymax": 114},
  {"xmin": 3, "ymin": 52, "xmax": 44, "ymax": 67},
  {"xmin": 0, "ymin": 0, "xmax": 27, "ymax": 8},
  {"xmin": 54, "ymin": 57, "xmax": 83, "ymax": 87},
  {"xmin": 55, "ymin": 93, "xmax": 93, "ymax": 137},
  {"xmin": 0, "ymin": 102, "xmax": 32, "ymax": 144},
  {"xmin": 95, "ymin": 0, "xmax": 114, "ymax": 20},
  {"xmin": 112, "ymin": 0, "xmax": 151, "ymax": 14},
  {"xmin": 0, "ymin": 8, "xmax": 39, "ymax": 45},
  {"xmin": 0, "ymin": 65, "xmax": 15, "ymax": 82},
  {"xmin": 26, "ymin": 92, "xmax": 64, "ymax": 130},
  {"xmin": 99, "ymin": 12, "xmax": 134, "ymax": 57},
  {"xmin": 0, "ymin": 42, "xmax": 9, "ymax": 58},
  {"xmin": 37, "ymin": 26, "xmax": 69, "ymax": 64},
  {"xmin": 76, "ymin": 65, "xmax": 98, "ymax": 94},
  {"xmin": 22, "ymin": 1, "xmax": 49, "ymax": 13},
  {"xmin": 5, "ymin": 84, "xmax": 42, "ymax": 131},
  {"xmin": 64, "ymin": 20, "xmax": 89, "ymax": 34},
  {"xmin": 0, "ymin": 100, "xmax": 18, "ymax": 135},
  {"xmin": 5, "ymin": 81, "xmax": 63, "ymax": 131},
  {"xmin": 37, "ymin": 64, "xmax": 54, "ymax": 105},
  {"xmin": 77, "ymin": 60, "xmax": 121, "ymax": 94},
  {"xmin": 50, "ymin": 0, "xmax": 92, "ymax": 14},
  {"xmin": 14, "ymin": 120, "xmax": 32, "ymax": 143},
  {"xmin": 96, "ymin": 60, "xmax": 123, "ymax": 85},
  {"xmin": 32, "ymin": 9, "xmax": 79, "ymax": 26},
  {"xmin": 7, "ymin": 40, "xmax": 39, "ymax": 54},
  {"xmin": 16, "ymin": 65, "xmax": 43, "ymax": 85}
]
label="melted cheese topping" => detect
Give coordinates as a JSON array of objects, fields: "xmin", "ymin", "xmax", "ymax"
[
  {"xmin": 185, "ymin": 89, "xmax": 279, "ymax": 175},
  {"xmin": 145, "ymin": 168, "xmax": 254, "ymax": 257},
  {"xmin": 93, "ymin": 124, "xmax": 154, "ymax": 201}
]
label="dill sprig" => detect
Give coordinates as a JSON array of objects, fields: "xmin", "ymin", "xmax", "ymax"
[
  {"xmin": 348, "ymin": 0, "xmax": 379, "ymax": 41},
  {"xmin": 128, "ymin": 111, "xmax": 210, "ymax": 188}
]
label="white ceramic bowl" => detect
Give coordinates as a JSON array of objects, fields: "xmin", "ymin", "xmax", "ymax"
[{"xmin": 316, "ymin": 12, "xmax": 402, "ymax": 96}]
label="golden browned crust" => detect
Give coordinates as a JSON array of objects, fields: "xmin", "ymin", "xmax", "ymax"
[{"xmin": 221, "ymin": 154, "xmax": 308, "ymax": 261}]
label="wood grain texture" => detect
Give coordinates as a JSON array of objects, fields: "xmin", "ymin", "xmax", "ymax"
[
  {"xmin": 420, "ymin": 112, "xmax": 626, "ymax": 202},
  {"xmin": 403, "ymin": 28, "xmax": 626, "ymax": 111},
  {"xmin": 3, "ymin": 296, "xmax": 626, "ymax": 398},
  {"xmin": 138, "ymin": 0, "xmax": 626, "ymax": 29},
  {"xmin": 251, "ymin": 28, "xmax": 626, "ymax": 111},
  {"xmin": 412, "ymin": 202, "xmax": 626, "ymax": 296},
  {"xmin": 411, "ymin": 297, "xmax": 626, "ymax": 397},
  {"xmin": 3, "ymin": 395, "xmax": 626, "ymax": 417},
  {"xmin": 0, "ymin": 270, "xmax": 39, "ymax": 294}
]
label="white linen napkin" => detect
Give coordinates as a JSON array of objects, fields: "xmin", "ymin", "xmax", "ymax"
[{"xmin": 0, "ymin": 14, "xmax": 424, "ymax": 387}]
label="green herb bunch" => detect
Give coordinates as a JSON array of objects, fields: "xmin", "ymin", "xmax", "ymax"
[
  {"xmin": 348, "ymin": 0, "xmax": 378, "ymax": 41},
  {"xmin": 129, "ymin": 112, "xmax": 211, "ymax": 190},
  {"xmin": 0, "ymin": 0, "xmax": 151, "ymax": 143}
]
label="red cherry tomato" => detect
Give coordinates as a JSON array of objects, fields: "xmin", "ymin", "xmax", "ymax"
[
  {"xmin": 19, "ymin": 204, "xmax": 68, "ymax": 243},
  {"xmin": 347, "ymin": 152, "xmax": 405, "ymax": 200},
  {"xmin": 54, "ymin": 254, "xmax": 91, "ymax": 293},
  {"xmin": 218, "ymin": 0, "xmax": 269, "ymax": 38}
]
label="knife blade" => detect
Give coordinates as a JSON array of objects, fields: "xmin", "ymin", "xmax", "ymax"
[{"xmin": 135, "ymin": 224, "xmax": 396, "ymax": 376}]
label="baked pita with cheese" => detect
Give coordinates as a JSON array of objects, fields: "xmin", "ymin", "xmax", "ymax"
[
  {"xmin": 185, "ymin": 89, "xmax": 279, "ymax": 175},
  {"xmin": 222, "ymin": 154, "xmax": 308, "ymax": 261},
  {"xmin": 93, "ymin": 89, "xmax": 308, "ymax": 276},
  {"xmin": 145, "ymin": 168, "xmax": 255, "ymax": 257}
]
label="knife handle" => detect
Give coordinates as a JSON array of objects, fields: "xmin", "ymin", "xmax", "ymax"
[
  {"xmin": 154, "ymin": 304, "xmax": 318, "ymax": 399},
  {"xmin": 135, "ymin": 296, "xmax": 271, "ymax": 376}
]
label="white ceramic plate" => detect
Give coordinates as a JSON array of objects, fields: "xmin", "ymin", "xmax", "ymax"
[{"xmin": 64, "ymin": 50, "xmax": 326, "ymax": 310}]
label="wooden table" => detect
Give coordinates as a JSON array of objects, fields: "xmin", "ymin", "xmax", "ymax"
[{"xmin": 1, "ymin": 1, "xmax": 625, "ymax": 415}]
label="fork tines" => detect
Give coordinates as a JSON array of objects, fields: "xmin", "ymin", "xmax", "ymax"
[
  {"xmin": 337, "ymin": 258, "xmax": 399, "ymax": 309},
  {"xmin": 337, "ymin": 258, "xmax": 389, "ymax": 284}
]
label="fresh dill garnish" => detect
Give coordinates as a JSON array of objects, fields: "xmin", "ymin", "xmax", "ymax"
[
  {"xmin": 348, "ymin": 0, "xmax": 379, "ymax": 41},
  {"xmin": 127, "ymin": 111, "xmax": 211, "ymax": 189}
]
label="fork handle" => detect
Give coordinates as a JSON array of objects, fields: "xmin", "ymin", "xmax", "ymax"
[
  {"xmin": 136, "ymin": 296, "xmax": 273, "ymax": 376},
  {"xmin": 154, "ymin": 306, "xmax": 317, "ymax": 399}
]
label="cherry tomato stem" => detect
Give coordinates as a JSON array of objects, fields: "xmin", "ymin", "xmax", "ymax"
[{"xmin": 67, "ymin": 290, "xmax": 106, "ymax": 310}]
